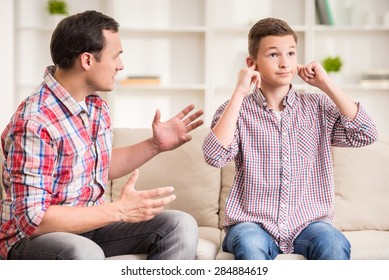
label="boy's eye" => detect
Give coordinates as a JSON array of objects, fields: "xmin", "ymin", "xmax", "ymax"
[{"xmin": 269, "ymin": 53, "xmax": 278, "ymax": 58}]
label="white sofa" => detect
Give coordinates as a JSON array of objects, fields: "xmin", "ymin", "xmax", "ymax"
[{"xmin": 1, "ymin": 127, "xmax": 389, "ymax": 260}]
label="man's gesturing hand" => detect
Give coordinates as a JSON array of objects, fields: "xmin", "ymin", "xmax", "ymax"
[
  {"xmin": 116, "ymin": 169, "xmax": 176, "ymax": 223},
  {"xmin": 151, "ymin": 104, "xmax": 204, "ymax": 152}
]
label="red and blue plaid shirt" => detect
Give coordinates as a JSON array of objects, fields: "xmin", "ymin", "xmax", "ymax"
[
  {"xmin": 203, "ymin": 87, "xmax": 378, "ymax": 254},
  {"xmin": 0, "ymin": 66, "xmax": 112, "ymax": 259}
]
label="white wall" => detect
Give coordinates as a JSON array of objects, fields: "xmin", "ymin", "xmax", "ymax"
[{"xmin": 0, "ymin": 0, "xmax": 15, "ymax": 132}]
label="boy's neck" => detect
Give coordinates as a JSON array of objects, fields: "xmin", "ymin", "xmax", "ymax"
[{"xmin": 260, "ymin": 84, "xmax": 290, "ymax": 111}]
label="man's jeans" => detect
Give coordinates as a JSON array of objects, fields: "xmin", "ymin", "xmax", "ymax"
[
  {"xmin": 8, "ymin": 210, "xmax": 198, "ymax": 260},
  {"xmin": 222, "ymin": 221, "xmax": 351, "ymax": 260}
]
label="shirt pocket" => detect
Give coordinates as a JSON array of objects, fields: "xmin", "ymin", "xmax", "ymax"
[{"xmin": 297, "ymin": 125, "xmax": 318, "ymax": 159}]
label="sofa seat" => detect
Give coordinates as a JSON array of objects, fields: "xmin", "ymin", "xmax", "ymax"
[{"xmin": 343, "ymin": 230, "xmax": 389, "ymax": 259}]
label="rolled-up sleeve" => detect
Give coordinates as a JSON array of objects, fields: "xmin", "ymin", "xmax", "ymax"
[
  {"xmin": 4, "ymin": 119, "xmax": 55, "ymax": 237},
  {"xmin": 202, "ymin": 102, "xmax": 241, "ymax": 168},
  {"xmin": 331, "ymin": 102, "xmax": 378, "ymax": 147}
]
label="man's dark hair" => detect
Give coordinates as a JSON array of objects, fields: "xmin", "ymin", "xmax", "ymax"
[
  {"xmin": 50, "ymin": 10, "xmax": 119, "ymax": 69},
  {"xmin": 248, "ymin": 17, "xmax": 297, "ymax": 59}
]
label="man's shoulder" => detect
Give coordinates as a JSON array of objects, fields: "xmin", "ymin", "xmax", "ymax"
[{"xmin": 3, "ymin": 86, "xmax": 64, "ymax": 137}]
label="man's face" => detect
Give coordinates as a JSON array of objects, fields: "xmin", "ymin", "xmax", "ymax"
[
  {"xmin": 251, "ymin": 35, "xmax": 297, "ymax": 88},
  {"xmin": 87, "ymin": 29, "xmax": 124, "ymax": 92}
]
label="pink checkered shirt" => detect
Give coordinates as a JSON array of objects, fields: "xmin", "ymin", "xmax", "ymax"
[
  {"xmin": 203, "ymin": 87, "xmax": 377, "ymax": 253},
  {"xmin": 0, "ymin": 66, "xmax": 112, "ymax": 259}
]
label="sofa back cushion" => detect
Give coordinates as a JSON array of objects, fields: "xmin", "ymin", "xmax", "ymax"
[
  {"xmin": 110, "ymin": 127, "xmax": 221, "ymax": 228},
  {"xmin": 220, "ymin": 161, "xmax": 235, "ymax": 229},
  {"xmin": 333, "ymin": 141, "xmax": 389, "ymax": 231}
]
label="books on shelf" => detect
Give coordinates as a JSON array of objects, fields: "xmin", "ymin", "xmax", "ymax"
[
  {"xmin": 120, "ymin": 76, "xmax": 161, "ymax": 85},
  {"xmin": 360, "ymin": 69, "xmax": 389, "ymax": 87},
  {"xmin": 316, "ymin": 0, "xmax": 334, "ymax": 25}
]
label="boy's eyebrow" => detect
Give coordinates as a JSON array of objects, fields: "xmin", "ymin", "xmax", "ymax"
[{"xmin": 266, "ymin": 45, "xmax": 296, "ymax": 51}]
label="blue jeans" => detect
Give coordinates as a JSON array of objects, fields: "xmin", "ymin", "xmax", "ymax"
[
  {"xmin": 8, "ymin": 210, "xmax": 198, "ymax": 260},
  {"xmin": 222, "ymin": 221, "xmax": 351, "ymax": 260}
]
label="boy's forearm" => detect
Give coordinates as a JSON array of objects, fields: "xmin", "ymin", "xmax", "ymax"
[
  {"xmin": 212, "ymin": 92, "xmax": 245, "ymax": 148},
  {"xmin": 320, "ymin": 80, "xmax": 358, "ymax": 120}
]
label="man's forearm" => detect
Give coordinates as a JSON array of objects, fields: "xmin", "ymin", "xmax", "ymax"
[{"xmin": 30, "ymin": 203, "xmax": 121, "ymax": 237}]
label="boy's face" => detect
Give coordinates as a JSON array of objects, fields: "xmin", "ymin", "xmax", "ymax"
[{"xmin": 249, "ymin": 35, "xmax": 297, "ymax": 88}]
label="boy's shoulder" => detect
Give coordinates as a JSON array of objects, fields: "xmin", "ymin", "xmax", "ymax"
[{"xmin": 293, "ymin": 90, "xmax": 330, "ymax": 105}]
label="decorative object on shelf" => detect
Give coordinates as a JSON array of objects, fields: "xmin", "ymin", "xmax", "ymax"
[
  {"xmin": 120, "ymin": 76, "xmax": 161, "ymax": 85},
  {"xmin": 46, "ymin": 0, "xmax": 68, "ymax": 26},
  {"xmin": 316, "ymin": 0, "xmax": 334, "ymax": 25},
  {"xmin": 360, "ymin": 69, "xmax": 389, "ymax": 87}
]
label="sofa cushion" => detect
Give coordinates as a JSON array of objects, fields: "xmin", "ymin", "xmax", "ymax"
[
  {"xmin": 343, "ymin": 230, "xmax": 389, "ymax": 259},
  {"xmin": 220, "ymin": 161, "xmax": 235, "ymax": 229},
  {"xmin": 333, "ymin": 142, "xmax": 389, "ymax": 231},
  {"xmin": 110, "ymin": 127, "xmax": 221, "ymax": 228}
]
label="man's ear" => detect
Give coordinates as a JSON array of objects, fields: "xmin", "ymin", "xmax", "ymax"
[{"xmin": 80, "ymin": 52, "xmax": 93, "ymax": 69}]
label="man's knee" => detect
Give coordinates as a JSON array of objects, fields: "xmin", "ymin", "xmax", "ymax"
[
  {"xmin": 43, "ymin": 232, "xmax": 105, "ymax": 260},
  {"xmin": 60, "ymin": 237, "xmax": 105, "ymax": 260},
  {"xmin": 160, "ymin": 210, "xmax": 198, "ymax": 240}
]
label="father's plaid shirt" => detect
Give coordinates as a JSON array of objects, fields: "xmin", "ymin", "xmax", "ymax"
[
  {"xmin": 0, "ymin": 66, "xmax": 112, "ymax": 259},
  {"xmin": 203, "ymin": 87, "xmax": 377, "ymax": 254}
]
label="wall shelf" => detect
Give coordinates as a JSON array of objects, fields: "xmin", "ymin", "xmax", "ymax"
[{"xmin": 4, "ymin": 0, "xmax": 388, "ymax": 139}]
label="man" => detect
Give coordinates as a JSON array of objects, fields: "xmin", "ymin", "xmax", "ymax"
[{"xmin": 0, "ymin": 10, "xmax": 203, "ymax": 260}]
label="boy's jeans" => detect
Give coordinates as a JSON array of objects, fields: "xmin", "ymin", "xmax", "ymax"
[{"xmin": 222, "ymin": 221, "xmax": 351, "ymax": 260}]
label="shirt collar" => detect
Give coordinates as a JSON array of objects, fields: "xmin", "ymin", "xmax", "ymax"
[
  {"xmin": 43, "ymin": 66, "xmax": 103, "ymax": 116},
  {"xmin": 253, "ymin": 85, "xmax": 297, "ymax": 109}
]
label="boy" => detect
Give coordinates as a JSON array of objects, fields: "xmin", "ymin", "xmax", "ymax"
[
  {"xmin": 0, "ymin": 10, "xmax": 203, "ymax": 260},
  {"xmin": 202, "ymin": 17, "xmax": 377, "ymax": 260}
]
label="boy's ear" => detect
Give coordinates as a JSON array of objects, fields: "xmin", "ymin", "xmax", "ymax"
[{"xmin": 246, "ymin": 56, "xmax": 256, "ymax": 69}]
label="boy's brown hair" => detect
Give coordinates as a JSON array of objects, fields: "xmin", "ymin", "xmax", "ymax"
[{"xmin": 248, "ymin": 17, "xmax": 298, "ymax": 59}]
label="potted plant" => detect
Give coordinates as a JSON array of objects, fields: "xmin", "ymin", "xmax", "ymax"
[
  {"xmin": 46, "ymin": 0, "xmax": 68, "ymax": 26},
  {"xmin": 322, "ymin": 56, "xmax": 343, "ymax": 73},
  {"xmin": 322, "ymin": 56, "xmax": 343, "ymax": 82}
]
